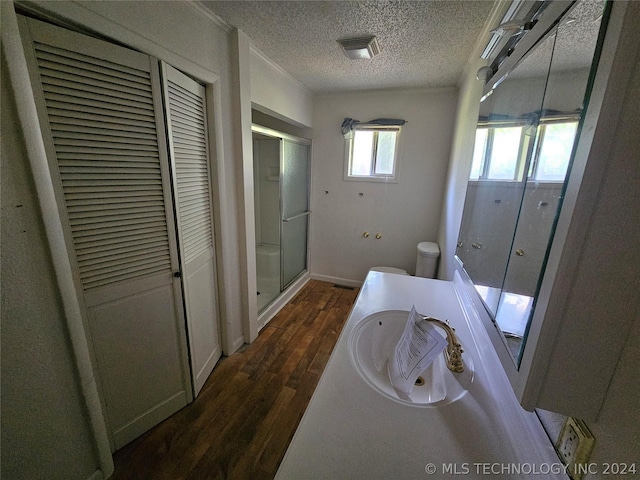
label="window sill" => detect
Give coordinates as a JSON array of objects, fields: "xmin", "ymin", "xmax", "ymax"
[
  {"xmin": 468, "ymin": 179, "xmax": 565, "ymax": 186},
  {"xmin": 343, "ymin": 175, "xmax": 398, "ymax": 184}
]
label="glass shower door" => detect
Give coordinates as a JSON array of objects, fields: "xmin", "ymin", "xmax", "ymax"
[
  {"xmin": 281, "ymin": 140, "xmax": 310, "ymax": 289},
  {"xmin": 253, "ymin": 132, "xmax": 282, "ymax": 312}
]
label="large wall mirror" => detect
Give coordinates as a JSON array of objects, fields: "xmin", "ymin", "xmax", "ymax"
[{"xmin": 457, "ymin": 0, "xmax": 608, "ymax": 364}]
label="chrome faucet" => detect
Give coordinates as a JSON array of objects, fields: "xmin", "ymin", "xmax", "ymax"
[{"xmin": 423, "ymin": 317, "xmax": 464, "ymax": 373}]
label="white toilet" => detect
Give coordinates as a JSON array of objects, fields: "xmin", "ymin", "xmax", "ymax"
[{"xmin": 369, "ymin": 241, "xmax": 440, "ymax": 278}]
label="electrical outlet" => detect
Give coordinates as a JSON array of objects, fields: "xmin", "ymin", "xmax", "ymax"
[{"xmin": 556, "ymin": 417, "xmax": 595, "ymax": 480}]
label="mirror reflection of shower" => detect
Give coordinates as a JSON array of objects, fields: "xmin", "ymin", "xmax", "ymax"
[{"xmin": 253, "ymin": 132, "xmax": 282, "ymax": 311}]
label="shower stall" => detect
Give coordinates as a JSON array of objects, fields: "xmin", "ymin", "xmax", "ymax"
[{"xmin": 252, "ymin": 125, "xmax": 311, "ymax": 312}]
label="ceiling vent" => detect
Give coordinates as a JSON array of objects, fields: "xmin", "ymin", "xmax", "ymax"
[{"xmin": 337, "ymin": 36, "xmax": 380, "ymax": 60}]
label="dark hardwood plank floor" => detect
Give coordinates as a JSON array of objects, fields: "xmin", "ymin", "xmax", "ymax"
[{"xmin": 111, "ymin": 280, "xmax": 359, "ymax": 480}]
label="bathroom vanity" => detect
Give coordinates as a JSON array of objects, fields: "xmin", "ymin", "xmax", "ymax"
[{"xmin": 276, "ymin": 272, "xmax": 564, "ymax": 479}]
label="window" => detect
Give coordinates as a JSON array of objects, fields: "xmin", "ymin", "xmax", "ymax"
[
  {"xmin": 470, "ymin": 125, "xmax": 526, "ymax": 181},
  {"xmin": 470, "ymin": 119, "xmax": 578, "ymax": 183},
  {"xmin": 487, "ymin": 127, "xmax": 524, "ymax": 180},
  {"xmin": 345, "ymin": 126, "xmax": 400, "ymax": 181},
  {"xmin": 530, "ymin": 121, "xmax": 578, "ymax": 181},
  {"xmin": 469, "ymin": 128, "xmax": 488, "ymax": 179}
]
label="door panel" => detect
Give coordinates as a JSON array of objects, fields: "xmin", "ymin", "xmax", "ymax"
[
  {"xmin": 281, "ymin": 141, "xmax": 310, "ymax": 218},
  {"xmin": 281, "ymin": 215, "xmax": 309, "ymax": 288},
  {"xmin": 19, "ymin": 17, "xmax": 192, "ymax": 449},
  {"xmin": 162, "ymin": 64, "xmax": 221, "ymax": 396},
  {"xmin": 88, "ymin": 278, "xmax": 189, "ymax": 447},
  {"xmin": 183, "ymin": 250, "xmax": 220, "ymax": 385}
]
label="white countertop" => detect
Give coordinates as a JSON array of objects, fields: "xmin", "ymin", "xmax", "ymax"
[{"xmin": 276, "ymin": 272, "xmax": 566, "ymax": 479}]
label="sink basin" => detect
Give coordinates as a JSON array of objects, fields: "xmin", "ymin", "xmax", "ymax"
[{"xmin": 348, "ymin": 310, "xmax": 474, "ymax": 407}]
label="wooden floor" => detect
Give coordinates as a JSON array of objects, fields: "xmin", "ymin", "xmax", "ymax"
[{"xmin": 111, "ymin": 280, "xmax": 359, "ymax": 480}]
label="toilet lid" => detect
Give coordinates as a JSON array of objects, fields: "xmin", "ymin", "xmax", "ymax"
[
  {"xmin": 417, "ymin": 242, "xmax": 440, "ymax": 257},
  {"xmin": 370, "ymin": 266, "xmax": 409, "ymax": 275}
]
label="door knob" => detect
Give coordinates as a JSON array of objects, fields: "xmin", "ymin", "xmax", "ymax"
[
  {"xmin": 515, "ymin": 249, "xmax": 524, "ymax": 256},
  {"xmin": 174, "ymin": 271, "xmax": 182, "ymax": 278}
]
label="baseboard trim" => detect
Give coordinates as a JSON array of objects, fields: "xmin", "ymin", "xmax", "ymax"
[
  {"xmin": 310, "ymin": 273, "xmax": 363, "ymax": 288},
  {"xmin": 230, "ymin": 335, "xmax": 245, "ymax": 354}
]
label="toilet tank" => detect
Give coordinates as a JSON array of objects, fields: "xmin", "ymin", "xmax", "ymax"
[{"xmin": 415, "ymin": 242, "xmax": 440, "ymax": 278}]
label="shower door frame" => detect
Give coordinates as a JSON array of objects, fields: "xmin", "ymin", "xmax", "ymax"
[{"xmin": 251, "ymin": 124, "xmax": 312, "ymax": 325}]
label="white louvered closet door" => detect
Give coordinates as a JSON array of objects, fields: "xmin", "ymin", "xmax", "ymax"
[
  {"xmin": 162, "ymin": 64, "xmax": 221, "ymax": 396},
  {"xmin": 18, "ymin": 17, "xmax": 192, "ymax": 449}
]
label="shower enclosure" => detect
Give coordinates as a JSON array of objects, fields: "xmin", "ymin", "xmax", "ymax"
[{"xmin": 252, "ymin": 125, "xmax": 311, "ymax": 312}]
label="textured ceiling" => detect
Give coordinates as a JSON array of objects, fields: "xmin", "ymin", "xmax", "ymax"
[
  {"xmin": 201, "ymin": 1, "xmax": 496, "ymax": 93},
  {"xmin": 508, "ymin": 0, "xmax": 605, "ymax": 79},
  {"xmin": 549, "ymin": 0, "xmax": 605, "ymax": 71}
]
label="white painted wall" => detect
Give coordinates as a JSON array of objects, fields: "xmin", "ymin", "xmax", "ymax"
[
  {"xmin": 437, "ymin": 57, "xmax": 487, "ymax": 281},
  {"xmin": 1, "ymin": 51, "xmax": 100, "ymax": 480},
  {"xmin": 238, "ymin": 38, "xmax": 314, "ymax": 342},
  {"xmin": 231, "ymin": 29, "xmax": 260, "ymax": 343},
  {"xmin": 250, "ymin": 46, "xmax": 313, "ymax": 128},
  {"xmin": 310, "ymin": 88, "xmax": 457, "ymax": 285}
]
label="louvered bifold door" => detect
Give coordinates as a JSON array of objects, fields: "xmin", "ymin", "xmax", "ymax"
[
  {"xmin": 161, "ymin": 63, "xmax": 221, "ymax": 396},
  {"xmin": 18, "ymin": 17, "xmax": 193, "ymax": 449}
]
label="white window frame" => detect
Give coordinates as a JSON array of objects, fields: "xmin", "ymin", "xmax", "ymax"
[
  {"xmin": 470, "ymin": 121, "xmax": 529, "ymax": 182},
  {"xmin": 528, "ymin": 118, "xmax": 579, "ymax": 182},
  {"xmin": 343, "ymin": 125, "xmax": 401, "ymax": 183},
  {"xmin": 470, "ymin": 115, "xmax": 580, "ymax": 183}
]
